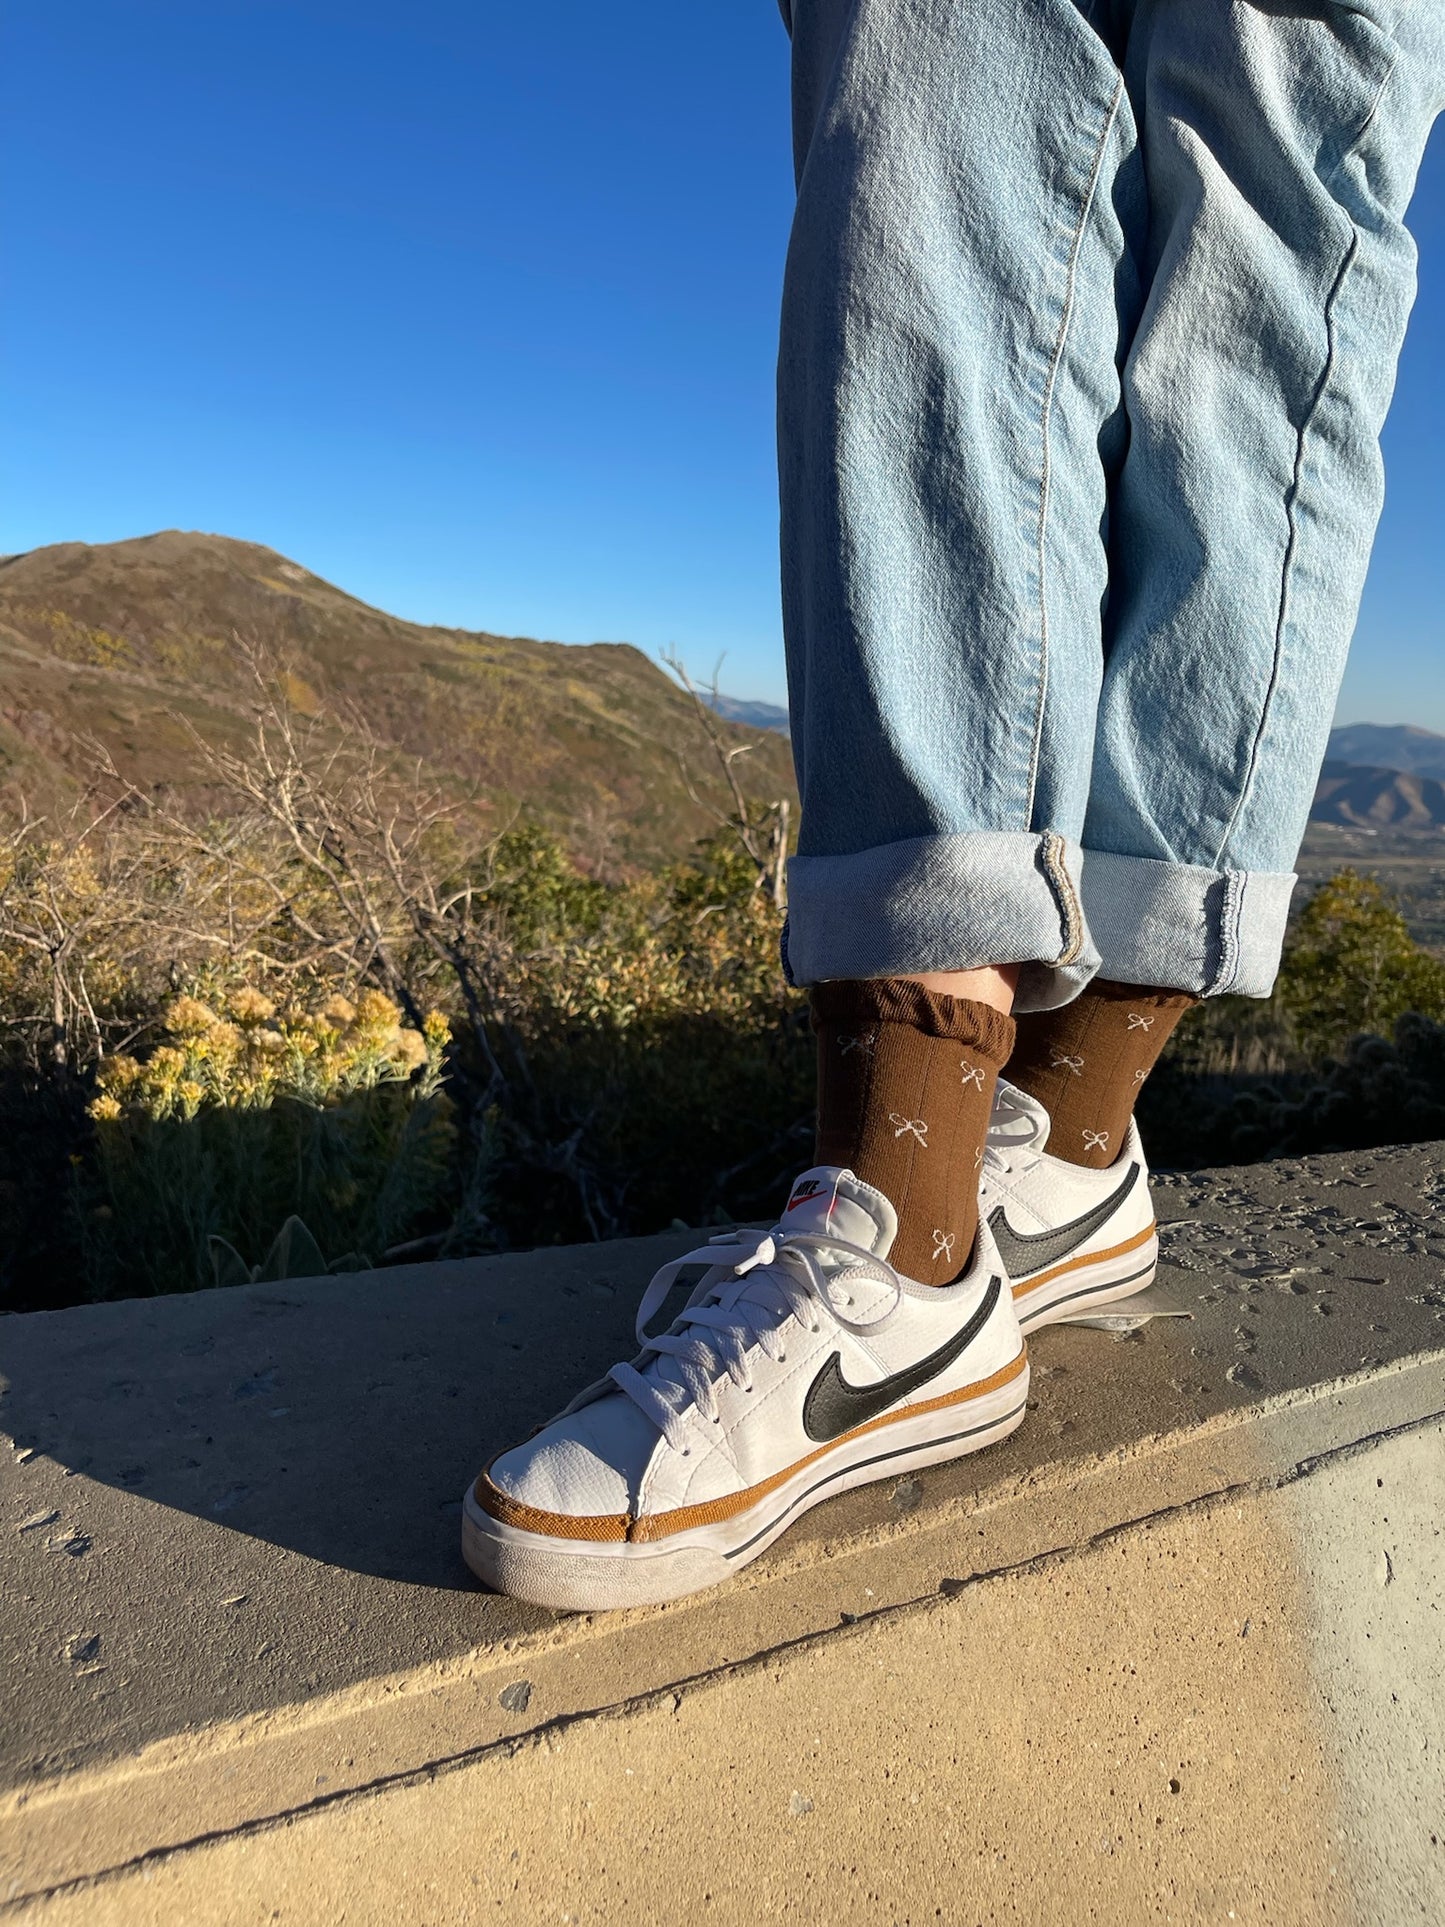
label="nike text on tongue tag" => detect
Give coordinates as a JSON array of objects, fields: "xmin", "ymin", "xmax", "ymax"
[
  {"xmin": 778, "ymin": 1167, "xmax": 898, "ymax": 1259},
  {"xmin": 786, "ymin": 1174, "xmax": 837, "ymax": 1217}
]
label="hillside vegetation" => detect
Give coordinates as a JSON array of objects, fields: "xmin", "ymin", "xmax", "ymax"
[
  {"xmin": 2, "ymin": 540, "xmax": 1443, "ymax": 1312},
  {"xmin": 0, "ymin": 531, "xmax": 796, "ymax": 870},
  {"xmin": 2, "ymin": 674, "xmax": 1443, "ymax": 1312}
]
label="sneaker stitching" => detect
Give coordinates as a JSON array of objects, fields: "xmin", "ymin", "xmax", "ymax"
[{"xmin": 474, "ymin": 1351, "xmax": 1030, "ymax": 1546}]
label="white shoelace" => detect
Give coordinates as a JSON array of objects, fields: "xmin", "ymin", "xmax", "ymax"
[{"xmin": 595, "ymin": 1230, "xmax": 905, "ymax": 1456}]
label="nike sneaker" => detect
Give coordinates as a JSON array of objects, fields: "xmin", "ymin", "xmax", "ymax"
[
  {"xmin": 980, "ymin": 1081, "xmax": 1158, "ymax": 1331},
  {"xmin": 462, "ymin": 1168, "xmax": 1028, "ymax": 1610}
]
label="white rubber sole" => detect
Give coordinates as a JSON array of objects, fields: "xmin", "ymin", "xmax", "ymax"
[
  {"xmin": 1011, "ymin": 1229, "xmax": 1159, "ymax": 1332},
  {"xmin": 460, "ymin": 1360, "xmax": 1030, "ymax": 1612}
]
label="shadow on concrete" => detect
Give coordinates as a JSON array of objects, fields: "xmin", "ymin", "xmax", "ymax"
[
  {"xmin": 0, "ymin": 1232, "xmax": 699, "ymax": 1591},
  {"xmin": 5, "ymin": 1146, "xmax": 1444, "ymax": 1791}
]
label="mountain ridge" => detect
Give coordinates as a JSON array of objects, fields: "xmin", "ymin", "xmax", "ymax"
[
  {"xmin": 4, "ymin": 531, "xmax": 1436, "ymax": 850},
  {"xmin": 1326, "ymin": 722, "xmax": 1445, "ymax": 782},
  {"xmin": 1311, "ymin": 759, "xmax": 1445, "ymax": 832},
  {"xmin": 0, "ymin": 531, "xmax": 797, "ymax": 870}
]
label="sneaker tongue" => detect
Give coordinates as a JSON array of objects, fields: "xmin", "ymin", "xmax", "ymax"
[
  {"xmin": 994, "ymin": 1079, "xmax": 1052, "ymax": 1153},
  {"xmin": 775, "ymin": 1166, "xmax": 898, "ymax": 1260},
  {"xmin": 637, "ymin": 1167, "xmax": 896, "ymax": 1411}
]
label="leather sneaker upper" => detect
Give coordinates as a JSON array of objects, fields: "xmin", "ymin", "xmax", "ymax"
[
  {"xmin": 980, "ymin": 1081, "xmax": 1155, "ymax": 1284},
  {"xmin": 480, "ymin": 1166, "xmax": 1024, "ymax": 1539}
]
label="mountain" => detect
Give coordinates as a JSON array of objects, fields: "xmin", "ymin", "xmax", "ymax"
[
  {"xmin": 1311, "ymin": 760, "xmax": 1445, "ymax": 831},
  {"xmin": 704, "ymin": 693, "xmax": 791, "ymax": 737},
  {"xmin": 1326, "ymin": 723, "xmax": 1445, "ymax": 783},
  {"xmin": 0, "ymin": 533, "xmax": 796, "ymax": 868}
]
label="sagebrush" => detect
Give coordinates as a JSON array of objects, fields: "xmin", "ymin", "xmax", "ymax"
[{"xmin": 2, "ymin": 679, "xmax": 1442, "ymax": 1310}]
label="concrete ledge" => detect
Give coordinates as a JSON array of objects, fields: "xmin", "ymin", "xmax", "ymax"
[{"xmin": 3, "ymin": 1145, "xmax": 1444, "ymax": 1917}]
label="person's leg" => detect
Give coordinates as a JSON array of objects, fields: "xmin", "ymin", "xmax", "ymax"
[
  {"xmin": 1081, "ymin": 0, "xmax": 1445, "ymax": 999},
  {"xmin": 1004, "ymin": 980, "xmax": 1194, "ymax": 1168},
  {"xmin": 779, "ymin": 0, "xmax": 1147, "ymax": 1274},
  {"xmin": 811, "ymin": 979, "xmax": 1016, "ymax": 1283},
  {"xmin": 464, "ymin": 0, "xmax": 1134, "ymax": 1605},
  {"xmin": 1001, "ymin": 0, "xmax": 1445, "ymax": 1180},
  {"xmin": 778, "ymin": 0, "xmax": 1140, "ymax": 1010},
  {"xmin": 984, "ymin": 1, "xmax": 1445, "ymax": 1338}
]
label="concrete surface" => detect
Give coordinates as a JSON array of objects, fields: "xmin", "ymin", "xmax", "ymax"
[
  {"xmin": 2, "ymin": 1143, "xmax": 1443, "ymax": 1920},
  {"xmin": 17, "ymin": 1424, "xmax": 1443, "ymax": 1927}
]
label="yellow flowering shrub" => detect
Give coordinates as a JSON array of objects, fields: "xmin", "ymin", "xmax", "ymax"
[
  {"xmin": 81, "ymin": 988, "xmax": 455, "ymax": 1297},
  {"xmin": 90, "ymin": 988, "xmax": 447, "ymax": 1124}
]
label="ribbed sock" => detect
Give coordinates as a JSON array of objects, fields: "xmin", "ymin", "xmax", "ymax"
[
  {"xmin": 1005, "ymin": 980, "xmax": 1196, "ymax": 1169},
  {"xmin": 811, "ymin": 980, "xmax": 1016, "ymax": 1285}
]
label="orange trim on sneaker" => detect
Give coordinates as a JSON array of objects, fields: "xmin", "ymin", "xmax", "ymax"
[
  {"xmin": 1009, "ymin": 1220, "xmax": 1157, "ymax": 1295},
  {"xmin": 474, "ymin": 1348, "xmax": 1028, "ymax": 1547}
]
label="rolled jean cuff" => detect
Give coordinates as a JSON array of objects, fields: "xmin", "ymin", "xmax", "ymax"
[
  {"xmin": 1080, "ymin": 851, "xmax": 1297, "ymax": 999},
  {"xmin": 782, "ymin": 829, "xmax": 1100, "ymax": 1012}
]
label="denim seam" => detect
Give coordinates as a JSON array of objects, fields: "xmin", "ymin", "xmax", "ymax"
[
  {"xmin": 1214, "ymin": 52, "xmax": 1400, "ymax": 867},
  {"xmin": 1025, "ymin": 71, "xmax": 1125, "ymax": 829},
  {"xmin": 1039, "ymin": 829, "xmax": 1086, "ymax": 966},
  {"xmin": 1210, "ymin": 870, "xmax": 1246, "ymax": 996}
]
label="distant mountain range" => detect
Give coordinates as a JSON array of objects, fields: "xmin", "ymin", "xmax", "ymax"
[
  {"xmin": 0, "ymin": 532, "xmax": 796, "ymax": 869},
  {"xmin": 1312, "ymin": 760, "xmax": 1445, "ymax": 831},
  {"xmin": 1326, "ymin": 723, "xmax": 1445, "ymax": 783},
  {"xmin": 704, "ymin": 692, "xmax": 791, "ymax": 736},
  {"xmin": 1313, "ymin": 725, "xmax": 1445, "ymax": 832}
]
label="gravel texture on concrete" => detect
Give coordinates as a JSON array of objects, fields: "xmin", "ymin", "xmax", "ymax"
[
  {"xmin": 2, "ymin": 1142, "xmax": 1443, "ymax": 1913},
  {"xmin": 20, "ymin": 1424, "xmax": 1443, "ymax": 1927}
]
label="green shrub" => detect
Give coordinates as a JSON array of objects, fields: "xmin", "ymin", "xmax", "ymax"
[
  {"xmin": 80, "ymin": 988, "xmax": 454, "ymax": 1297},
  {"xmin": 1226, "ymin": 1012, "xmax": 1445, "ymax": 1161},
  {"xmin": 1276, "ymin": 871, "xmax": 1445, "ymax": 1056}
]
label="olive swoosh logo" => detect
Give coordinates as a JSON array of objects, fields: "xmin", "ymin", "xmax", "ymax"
[
  {"xmin": 987, "ymin": 1162, "xmax": 1141, "ymax": 1278},
  {"xmin": 801, "ymin": 1274, "xmax": 1003, "ymax": 1444}
]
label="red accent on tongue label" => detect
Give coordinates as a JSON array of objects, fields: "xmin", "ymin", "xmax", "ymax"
[{"xmin": 786, "ymin": 1177, "xmax": 831, "ymax": 1213}]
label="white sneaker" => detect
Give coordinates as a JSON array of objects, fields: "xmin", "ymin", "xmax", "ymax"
[
  {"xmin": 462, "ymin": 1168, "xmax": 1028, "ymax": 1610},
  {"xmin": 980, "ymin": 1081, "xmax": 1159, "ymax": 1332}
]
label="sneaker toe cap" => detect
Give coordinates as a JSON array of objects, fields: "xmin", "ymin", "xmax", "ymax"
[{"xmin": 485, "ymin": 1395, "xmax": 658, "ymax": 1521}]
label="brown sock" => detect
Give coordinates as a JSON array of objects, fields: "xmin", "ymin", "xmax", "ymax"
[
  {"xmin": 1005, "ymin": 980, "xmax": 1197, "ymax": 1169},
  {"xmin": 811, "ymin": 980, "xmax": 1016, "ymax": 1285}
]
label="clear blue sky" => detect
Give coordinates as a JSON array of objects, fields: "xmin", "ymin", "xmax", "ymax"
[{"xmin": 1, "ymin": 2, "xmax": 1440, "ymax": 725}]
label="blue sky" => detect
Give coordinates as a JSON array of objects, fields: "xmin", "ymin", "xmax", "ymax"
[{"xmin": 1, "ymin": 2, "xmax": 1440, "ymax": 726}]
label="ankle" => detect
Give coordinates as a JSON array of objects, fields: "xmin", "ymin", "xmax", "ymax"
[
  {"xmin": 897, "ymin": 964, "xmax": 1019, "ymax": 1014},
  {"xmin": 811, "ymin": 977, "xmax": 1016, "ymax": 1284},
  {"xmin": 1005, "ymin": 980, "xmax": 1195, "ymax": 1170}
]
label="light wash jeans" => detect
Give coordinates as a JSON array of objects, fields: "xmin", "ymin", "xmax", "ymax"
[{"xmin": 777, "ymin": 0, "xmax": 1445, "ymax": 1009}]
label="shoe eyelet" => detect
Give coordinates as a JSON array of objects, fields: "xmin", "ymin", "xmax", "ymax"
[{"xmin": 744, "ymin": 1384, "xmax": 754, "ymax": 1394}]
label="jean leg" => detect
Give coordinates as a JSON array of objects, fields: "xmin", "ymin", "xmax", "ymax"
[
  {"xmin": 778, "ymin": 0, "xmax": 1139, "ymax": 1009},
  {"xmin": 1083, "ymin": 0, "xmax": 1445, "ymax": 998}
]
